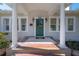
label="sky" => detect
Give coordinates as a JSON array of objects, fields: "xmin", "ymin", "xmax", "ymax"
[
  {"xmin": 0, "ymin": 3, "xmax": 12, "ymax": 11},
  {"xmin": 70, "ymin": 3, "xmax": 79, "ymax": 11},
  {"xmin": 0, "ymin": 3, "xmax": 79, "ymax": 11}
]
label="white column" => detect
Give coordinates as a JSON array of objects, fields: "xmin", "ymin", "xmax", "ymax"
[
  {"xmin": 11, "ymin": 4, "xmax": 18, "ymax": 49},
  {"xmin": 59, "ymin": 3, "xmax": 66, "ymax": 48}
]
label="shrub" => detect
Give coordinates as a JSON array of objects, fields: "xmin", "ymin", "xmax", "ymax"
[
  {"xmin": 0, "ymin": 39, "xmax": 10, "ymax": 49},
  {"xmin": 0, "ymin": 32, "xmax": 10, "ymax": 49},
  {"xmin": 66, "ymin": 41, "xmax": 79, "ymax": 50}
]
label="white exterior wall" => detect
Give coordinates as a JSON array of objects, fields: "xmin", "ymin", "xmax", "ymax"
[
  {"xmin": 18, "ymin": 15, "xmax": 35, "ymax": 40},
  {"xmin": 45, "ymin": 16, "xmax": 79, "ymax": 41},
  {"xmin": 65, "ymin": 16, "xmax": 79, "ymax": 41},
  {"xmin": 0, "ymin": 14, "xmax": 79, "ymax": 41},
  {"xmin": 18, "ymin": 11, "xmax": 48, "ymax": 40}
]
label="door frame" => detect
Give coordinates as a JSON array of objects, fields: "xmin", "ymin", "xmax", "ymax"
[{"xmin": 34, "ymin": 17, "xmax": 45, "ymax": 37}]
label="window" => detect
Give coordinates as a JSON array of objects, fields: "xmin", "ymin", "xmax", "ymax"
[
  {"xmin": 3, "ymin": 17, "xmax": 10, "ymax": 32},
  {"xmin": 67, "ymin": 17, "xmax": 75, "ymax": 32},
  {"xmin": 1, "ymin": 16, "xmax": 28, "ymax": 32},
  {"xmin": 20, "ymin": 18, "xmax": 27, "ymax": 31},
  {"xmin": 49, "ymin": 17, "xmax": 57, "ymax": 31},
  {"xmin": 49, "ymin": 16, "xmax": 75, "ymax": 32},
  {"xmin": 17, "ymin": 17, "xmax": 28, "ymax": 32}
]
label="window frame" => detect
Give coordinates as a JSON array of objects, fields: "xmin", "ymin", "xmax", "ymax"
[
  {"xmin": 1, "ymin": 16, "xmax": 28, "ymax": 32},
  {"xmin": 66, "ymin": 16, "xmax": 76, "ymax": 32},
  {"xmin": 49, "ymin": 16, "xmax": 76, "ymax": 32},
  {"xmin": 49, "ymin": 16, "xmax": 58, "ymax": 32},
  {"xmin": 1, "ymin": 16, "xmax": 11, "ymax": 32},
  {"xmin": 18, "ymin": 16, "xmax": 28, "ymax": 32}
]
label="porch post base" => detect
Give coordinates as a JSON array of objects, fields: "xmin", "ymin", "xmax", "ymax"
[
  {"xmin": 11, "ymin": 44, "xmax": 17, "ymax": 50},
  {"xmin": 58, "ymin": 44, "xmax": 68, "ymax": 49}
]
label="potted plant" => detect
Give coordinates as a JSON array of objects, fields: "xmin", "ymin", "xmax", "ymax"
[{"xmin": 0, "ymin": 32, "xmax": 10, "ymax": 56}]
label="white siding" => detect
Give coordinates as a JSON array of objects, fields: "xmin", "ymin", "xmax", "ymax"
[
  {"xmin": 0, "ymin": 15, "xmax": 79, "ymax": 41},
  {"xmin": 66, "ymin": 16, "xmax": 79, "ymax": 41},
  {"xmin": 45, "ymin": 16, "xmax": 79, "ymax": 41}
]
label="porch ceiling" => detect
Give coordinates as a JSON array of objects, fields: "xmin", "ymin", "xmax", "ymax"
[
  {"xmin": 21, "ymin": 3, "xmax": 59, "ymax": 12},
  {"xmin": 5, "ymin": 3, "xmax": 70, "ymax": 16}
]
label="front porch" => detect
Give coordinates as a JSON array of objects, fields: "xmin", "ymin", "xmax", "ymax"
[
  {"xmin": 9, "ymin": 3, "xmax": 67, "ymax": 49},
  {"xmin": 0, "ymin": 3, "xmax": 71, "ymax": 56},
  {"xmin": 13, "ymin": 37, "xmax": 65, "ymax": 56}
]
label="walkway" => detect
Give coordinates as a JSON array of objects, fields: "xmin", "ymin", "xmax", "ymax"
[{"xmin": 13, "ymin": 37, "xmax": 65, "ymax": 56}]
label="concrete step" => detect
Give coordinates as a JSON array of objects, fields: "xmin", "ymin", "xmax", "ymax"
[
  {"xmin": 13, "ymin": 43, "xmax": 65, "ymax": 56},
  {"xmin": 13, "ymin": 47, "xmax": 65, "ymax": 56}
]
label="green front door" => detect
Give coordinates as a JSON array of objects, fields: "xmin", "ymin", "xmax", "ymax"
[{"xmin": 36, "ymin": 17, "xmax": 44, "ymax": 37}]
